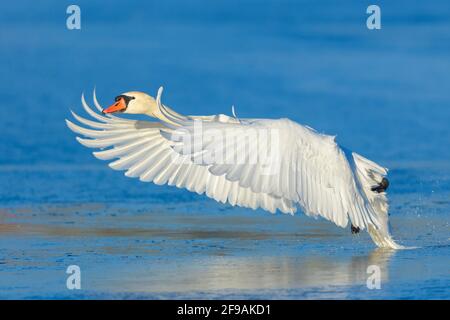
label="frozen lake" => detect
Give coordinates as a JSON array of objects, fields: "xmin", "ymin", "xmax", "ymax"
[{"xmin": 0, "ymin": 0, "xmax": 449, "ymax": 299}]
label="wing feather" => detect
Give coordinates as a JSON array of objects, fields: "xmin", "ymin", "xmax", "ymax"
[
  {"xmin": 67, "ymin": 94, "xmax": 296, "ymax": 215},
  {"xmin": 158, "ymin": 106, "xmax": 381, "ymax": 230}
]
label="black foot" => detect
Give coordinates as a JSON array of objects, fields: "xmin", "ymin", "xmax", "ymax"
[
  {"xmin": 351, "ymin": 224, "xmax": 360, "ymax": 234},
  {"xmin": 371, "ymin": 177, "xmax": 389, "ymax": 193}
]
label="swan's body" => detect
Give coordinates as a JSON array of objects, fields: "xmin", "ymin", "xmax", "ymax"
[{"xmin": 66, "ymin": 87, "xmax": 404, "ymax": 249}]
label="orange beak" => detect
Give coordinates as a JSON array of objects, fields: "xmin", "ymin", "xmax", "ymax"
[{"xmin": 102, "ymin": 97, "xmax": 127, "ymax": 114}]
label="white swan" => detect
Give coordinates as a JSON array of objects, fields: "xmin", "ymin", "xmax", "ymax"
[{"xmin": 66, "ymin": 87, "xmax": 404, "ymax": 249}]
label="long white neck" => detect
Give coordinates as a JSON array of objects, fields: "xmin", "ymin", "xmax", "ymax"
[{"xmin": 145, "ymin": 100, "xmax": 185, "ymax": 126}]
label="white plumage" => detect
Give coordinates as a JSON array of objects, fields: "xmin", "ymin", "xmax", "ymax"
[{"xmin": 66, "ymin": 87, "xmax": 404, "ymax": 249}]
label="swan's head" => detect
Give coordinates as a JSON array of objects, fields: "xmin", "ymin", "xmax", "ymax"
[{"xmin": 102, "ymin": 91, "xmax": 156, "ymax": 115}]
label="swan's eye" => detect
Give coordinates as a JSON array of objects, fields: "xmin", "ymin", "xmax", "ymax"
[{"xmin": 114, "ymin": 95, "xmax": 135, "ymax": 107}]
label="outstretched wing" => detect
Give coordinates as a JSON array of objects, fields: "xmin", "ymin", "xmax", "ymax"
[
  {"xmin": 156, "ymin": 88, "xmax": 381, "ymax": 230},
  {"xmin": 66, "ymin": 92, "xmax": 296, "ymax": 214}
]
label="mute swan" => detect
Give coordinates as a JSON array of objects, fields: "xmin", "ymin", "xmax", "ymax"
[{"xmin": 66, "ymin": 87, "xmax": 404, "ymax": 249}]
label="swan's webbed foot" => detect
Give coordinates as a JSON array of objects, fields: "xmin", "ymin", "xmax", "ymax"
[
  {"xmin": 371, "ymin": 177, "xmax": 389, "ymax": 193},
  {"xmin": 351, "ymin": 224, "xmax": 360, "ymax": 234}
]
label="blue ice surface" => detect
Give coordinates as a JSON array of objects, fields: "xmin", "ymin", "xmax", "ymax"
[{"xmin": 0, "ymin": 0, "xmax": 449, "ymax": 299}]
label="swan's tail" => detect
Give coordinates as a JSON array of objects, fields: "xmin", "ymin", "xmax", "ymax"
[{"xmin": 351, "ymin": 153, "xmax": 406, "ymax": 249}]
